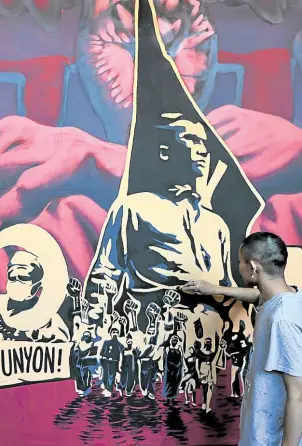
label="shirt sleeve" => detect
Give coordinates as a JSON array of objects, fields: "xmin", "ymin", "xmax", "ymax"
[{"xmin": 265, "ymin": 320, "xmax": 302, "ymax": 377}]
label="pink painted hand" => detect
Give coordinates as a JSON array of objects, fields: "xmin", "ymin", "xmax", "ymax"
[
  {"xmin": 174, "ymin": 15, "xmax": 215, "ymax": 93},
  {"xmin": 253, "ymin": 193, "xmax": 302, "ymax": 246},
  {"xmin": 0, "ymin": 116, "xmax": 127, "ymax": 281},
  {"xmin": 88, "ymin": 3, "xmax": 134, "ymax": 108},
  {"xmin": 207, "ymin": 105, "xmax": 302, "ymax": 181},
  {"xmin": 89, "ymin": 2, "xmax": 215, "ymax": 105}
]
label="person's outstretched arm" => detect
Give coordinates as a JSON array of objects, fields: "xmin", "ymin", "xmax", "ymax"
[{"xmin": 180, "ymin": 280, "xmax": 260, "ymax": 304}]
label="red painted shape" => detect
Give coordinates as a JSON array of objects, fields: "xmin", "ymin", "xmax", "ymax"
[
  {"xmin": 0, "ymin": 249, "xmax": 8, "ymax": 294},
  {"xmin": 0, "ymin": 115, "xmax": 126, "ymax": 280},
  {"xmin": 1, "ymin": 0, "xmax": 14, "ymax": 6},
  {"xmin": 0, "ymin": 56, "xmax": 75, "ymax": 126},
  {"xmin": 207, "ymin": 104, "xmax": 302, "ymax": 181},
  {"xmin": 253, "ymin": 193, "xmax": 302, "ymax": 246},
  {"xmin": 0, "ymin": 48, "xmax": 292, "ymax": 124},
  {"xmin": 33, "ymin": 0, "xmax": 50, "ymax": 11},
  {"xmin": 218, "ymin": 48, "xmax": 293, "ymax": 120}
]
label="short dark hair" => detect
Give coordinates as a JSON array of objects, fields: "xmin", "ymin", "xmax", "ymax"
[{"xmin": 240, "ymin": 232, "xmax": 288, "ymax": 275}]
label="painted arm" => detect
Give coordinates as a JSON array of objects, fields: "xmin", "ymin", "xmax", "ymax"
[
  {"xmin": 195, "ymin": 357, "xmax": 201, "ymax": 380},
  {"xmin": 282, "ymin": 374, "xmax": 302, "ymax": 446},
  {"xmin": 83, "ymin": 201, "xmax": 128, "ymax": 313},
  {"xmin": 86, "ymin": 202, "xmax": 126, "ymax": 282}
]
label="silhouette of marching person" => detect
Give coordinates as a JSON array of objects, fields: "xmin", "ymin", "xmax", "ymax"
[
  {"xmin": 118, "ymin": 333, "xmax": 139, "ymax": 397},
  {"xmin": 162, "ymin": 334, "xmax": 184, "ymax": 402},
  {"xmin": 100, "ymin": 327, "xmax": 124, "ymax": 397}
]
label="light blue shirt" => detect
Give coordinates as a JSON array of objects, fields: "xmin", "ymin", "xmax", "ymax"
[{"xmin": 239, "ymin": 290, "xmax": 302, "ymax": 446}]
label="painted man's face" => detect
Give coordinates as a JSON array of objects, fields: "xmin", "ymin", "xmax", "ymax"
[
  {"xmin": 6, "ymin": 252, "xmax": 42, "ymax": 302},
  {"xmin": 171, "ymin": 337, "xmax": 179, "ymax": 348},
  {"xmin": 110, "ymin": 329, "xmax": 119, "ymax": 339},
  {"xmin": 204, "ymin": 338, "xmax": 212, "ymax": 351},
  {"xmin": 169, "ymin": 119, "xmax": 210, "ymax": 178}
]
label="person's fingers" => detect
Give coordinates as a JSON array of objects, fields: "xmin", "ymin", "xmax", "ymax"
[
  {"xmin": 99, "ymin": 29, "xmax": 113, "ymax": 43},
  {"xmin": 181, "ymin": 285, "xmax": 198, "ymax": 293},
  {"xmin": 116, "ymin": 4, "xmax": 134, "ymax": 33},
  {"xmin": 185, "ymin": 0, "xmax": 200, "ymax": 16},
  {"xmin": 115, "ymin": 92, "xmax": 130, "ymax": 104},
  {"xmin": 97, "ymin": 64, "xmax": 110, "ymax": 75},
  {"xmin": 192, "ymin": 18, "xmax": 214, "ymax": 35},
  {"xmin": 211, "ymin": 120, "xmax": 241, "ymax": 141},
  {"xmin": 106, "ymin": 70, "xmax": 118, "ymax": 83},
  {"xmin": 119, "ymin": 32, "xmax": 131, "ymax": 43},
  {"xmin": 94, "ymin": 55, "xmax": 108, "ymax": 68},
  {"xmin": 0, "ymin": 146, "xmax": 46, "ymax": 175},
  {"xmin": 123, "ymin": 96, "xmax": 133, "ymax": 108},
  {"xmin": 171, "ymin": 19, "xmax": 181, "ymax": 34},
  {"xmin": 111, "ymin": 86, "xmax": 122, "ymax": 99},
  {"xmin": 88, "ymin": 34, "xmax": 102, "ymax": 42},
  {"xmin": 106, "ymin": 21, "xmax": 122, "ymax": 43},
  {"xmin": 89, "ymin": 41, "xmax": 103, "ymax": 55},
  {"xmin": 182, "ymin": 26, "xmax": 214, "ymax": 49},
  {"xmin": 181, "ymin": 279, "xmax": 196, "ymax": 288},
  {"xmin": 192, "ymin": 14, "xmax": 204, "ymax": 29},
  {"xmin": 207, "ymin": 105, "xmax": 241, "ymax": 127},
  {"xmin": 0, "ymin": 116, "xmax": 46, "ymax": 155}
]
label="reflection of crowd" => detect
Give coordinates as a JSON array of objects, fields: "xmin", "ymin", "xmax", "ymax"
[{"xmin": 69, "ymin": 281, "xmax": 251, "ymax": 411}]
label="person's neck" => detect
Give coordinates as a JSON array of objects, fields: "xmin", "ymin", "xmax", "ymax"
[
  {"xmin": 258, "ymin": 275, "xmax": 296, "ymax": 302},
  {"xmin": 7, "ymin": 294, "xmax": 38, "ymax": 315}
]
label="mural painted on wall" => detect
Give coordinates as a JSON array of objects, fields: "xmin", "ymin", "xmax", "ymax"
[{"xmin": 0, "ymin": 0, "xmax": 302, "ymax": 445}]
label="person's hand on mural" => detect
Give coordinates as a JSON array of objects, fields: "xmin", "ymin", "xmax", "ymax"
[
  {"xmin": 0, "ymin": 116, "xmax": 127, "ymax": 285},
  {"xmin": 207, "ymin": 105, "xmax": 302, "ymax": 181},
  {"xmin": 180, "ymin": 279, "xmax": 260, "ymax": 304}
]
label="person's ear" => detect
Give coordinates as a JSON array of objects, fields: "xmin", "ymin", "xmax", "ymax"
[
  {"xmin": 159, "ymin": 144, "xmax": 169, "ymax": 161},
  {"xmin": 30, "ymin": 282, "xmax": 42, "ymax": 298},
  {"xmin": 250, "ymin": 260, "xmax": 259, "ymax": 278}
]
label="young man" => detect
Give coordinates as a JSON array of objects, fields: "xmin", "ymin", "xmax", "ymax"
[{"xmin": 181, "ymin": 232, "xmax": 302, "ymax": 446}]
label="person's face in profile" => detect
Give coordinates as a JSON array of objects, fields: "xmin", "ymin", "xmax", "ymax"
[{"xmin": 169, "ymin": 118, "xmax": 210, "ymax": 178}]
